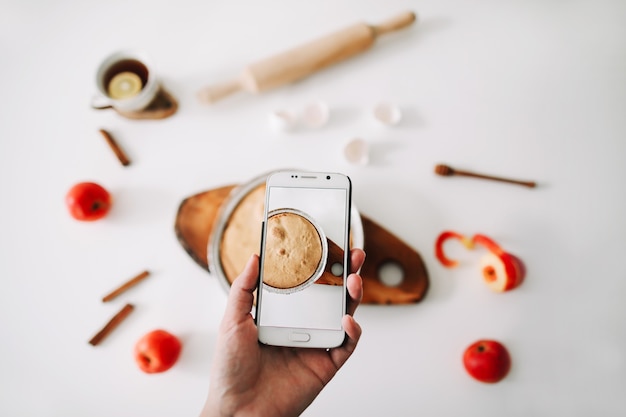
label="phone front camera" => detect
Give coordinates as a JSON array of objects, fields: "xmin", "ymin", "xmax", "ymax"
[{"xmin": 326, "ymin": 175, "xmax": 331, "ymax": 180}]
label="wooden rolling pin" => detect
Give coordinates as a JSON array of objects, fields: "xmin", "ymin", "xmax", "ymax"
[{"xmin": 198, "ymin": 11, "xmax": 417, "ymax": 104}]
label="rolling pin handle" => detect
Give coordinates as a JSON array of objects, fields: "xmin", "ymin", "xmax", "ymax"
[
  {"xmin": 197, "ymin": 78, "xmax": 243, "ymax": 104},
  {"xmin": 372, "ymin": 11, "xmax": 417, "ymax": 37}
]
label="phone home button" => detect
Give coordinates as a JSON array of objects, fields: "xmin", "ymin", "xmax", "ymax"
[{"xmin": 289, "ymin": 332, "xmax": 311, "ymax": 342}]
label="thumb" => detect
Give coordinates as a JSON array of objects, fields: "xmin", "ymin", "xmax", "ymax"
[{"xmin": 223, "ymin": 254, "xmax": 259, "ymax": 323}]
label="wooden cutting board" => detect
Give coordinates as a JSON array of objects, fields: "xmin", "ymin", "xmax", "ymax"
[{"xmin": 175, "ymin": 185, "xmax": 429, "ymax": 304}]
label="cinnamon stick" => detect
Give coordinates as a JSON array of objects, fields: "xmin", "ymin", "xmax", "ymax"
[
  {"xmin": 102, "ymin": 270, "xmax": 150, "ymax": 302},
  {"xmin": 99, "ymin": 129, "xmax": 131, "ymax": 166},
  {"xmin": 88, "ymin": 303, "xmax": 134, "ymax": 346}
]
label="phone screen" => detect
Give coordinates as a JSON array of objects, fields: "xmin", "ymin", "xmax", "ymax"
[{"xmin": 257, "ymin": 183, "xmax": 349, "ymax": 331}]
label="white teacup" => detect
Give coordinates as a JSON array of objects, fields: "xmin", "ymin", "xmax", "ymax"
[{"xmin": 91, "ymin": 50, "xmax": 160, "ymax": 112}]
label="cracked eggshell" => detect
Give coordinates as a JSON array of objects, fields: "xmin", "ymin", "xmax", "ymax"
[
  {"xmin": 343, "ymin": 138, "xmax": 369, "ymax": 165},
  {"xmin": 268, "ymin": 110, "xmax": 297, "ymax": 132},
  {"xmin": 373, "ymin": 102, "xmax": 402, "ymax": 126},
  {"xmin": 301, "ymin": 100, "xmax": 329, "ymax": 128}
]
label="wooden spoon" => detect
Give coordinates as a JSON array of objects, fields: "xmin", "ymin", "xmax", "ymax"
[{"xmin": 435, "ymin": 164, "xmax": 537, "ymax": 188}]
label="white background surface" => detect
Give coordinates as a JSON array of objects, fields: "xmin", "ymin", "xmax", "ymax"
[{"xmin": 1, "ymin": 0, "xmax": 625, "ymax": 415}]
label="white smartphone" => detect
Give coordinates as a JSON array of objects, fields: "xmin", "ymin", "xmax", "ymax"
[{"xmin": 256, "ymin": 171, "xmax": 352, "ymax": 348}]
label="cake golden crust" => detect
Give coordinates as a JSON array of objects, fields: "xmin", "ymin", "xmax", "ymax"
[
  {"xmin": 262, "ymin": 212, "xmax": 323, "ymax": 289},
  {"xmin": 219, "ymin": 185, "xmax": 266, "ymax": 283}
]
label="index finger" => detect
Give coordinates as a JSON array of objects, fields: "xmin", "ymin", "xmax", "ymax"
[
  {"xmin": 350, "ymin": 248, "xmax": 365, "ymax": 274},
  {"xmin": 346, "ymin": 248, "xmax": 365, "ymax": 317}
]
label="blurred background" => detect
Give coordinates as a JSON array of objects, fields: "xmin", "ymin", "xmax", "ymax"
[{"xmin": 1, "ymin": 0, "xmax": 625, "ymax": 415}]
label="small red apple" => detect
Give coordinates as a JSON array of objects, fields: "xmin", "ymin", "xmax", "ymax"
[
  {"xmin": 473, "ymin": 234, "xmax": 525, "ymax": 292},
  {"xmin": 463, "ymin": 339, "xmax": 511, "ymax": 383},
  {"xmin": 66, "ymin": 182, "xmax": 112, "ymax": 221},
  {"xmin": 134, "ymin": 329, "xmax": 182, "ymax": 374},
  {"xmin": 435, "ymin": 231, "xmax": 526, "ymax": 292},
  {"xmin": 479, "ymin": 252, "xmax": 525, "ymax": 292}
]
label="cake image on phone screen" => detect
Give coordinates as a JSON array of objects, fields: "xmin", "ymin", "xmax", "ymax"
[{"xmin": 262, "ymin": 209, "xmax": 328, "ymax": 293}]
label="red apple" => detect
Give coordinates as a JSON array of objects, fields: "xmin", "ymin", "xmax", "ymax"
[
  {"xmin": 479, "ymin": 252, "xmax": 525, "ymax": 292},
  {"xmin": 435, "ymin": 231, "xmax": 526, "ymax": 292},
  {"xmin": 474, "ymin": 234, "xmax": 525, "ymax": 292},
  {"xmin": 66, "ymin": 182, "xmax": 112, "ymax": 221},
  {"xmin": 463, "ymin": 339, "xmax": 511, "ymax": 383},
  {"xmin": 134, "ymin": 329, "xmax": 182, "ymax": 374}
]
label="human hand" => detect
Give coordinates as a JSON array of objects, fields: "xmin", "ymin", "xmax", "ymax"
[{"xmin": 201, "ymin": 248, "xmax": 366, "ymax": 417}]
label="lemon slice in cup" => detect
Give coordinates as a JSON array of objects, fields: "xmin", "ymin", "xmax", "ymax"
[{"xmin": 108, "ymin": 72, "xmax": 142, "ymax": 99}]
